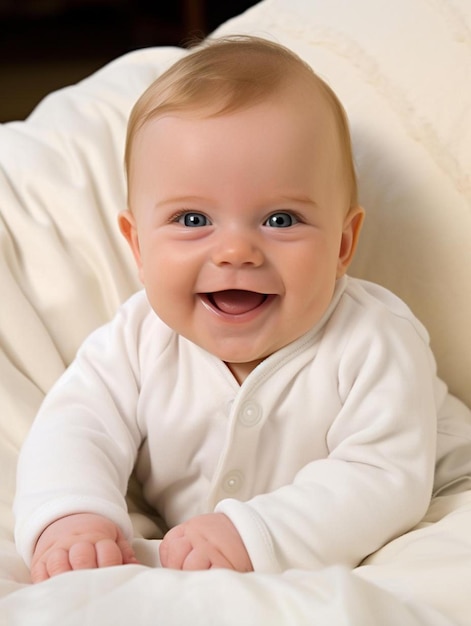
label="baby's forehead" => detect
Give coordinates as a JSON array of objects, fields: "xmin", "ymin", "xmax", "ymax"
[{"xmin": 146, "ymin": 75, "xmax": 339, "ymax": 131}]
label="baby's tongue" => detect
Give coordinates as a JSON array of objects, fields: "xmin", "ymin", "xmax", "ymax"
[{"xmin": 210, "ymin": 290, "xmax": 265, "ymax": 315}]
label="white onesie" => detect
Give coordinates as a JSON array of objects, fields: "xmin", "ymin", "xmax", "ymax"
[{"xmin": 14, "ymin": 276, "xmax": 445, "ymax": 572}]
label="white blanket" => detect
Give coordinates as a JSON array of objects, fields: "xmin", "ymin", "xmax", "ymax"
[{"xmin": 1, "ymin": 1, "xmax": 470, "ymax": 624}]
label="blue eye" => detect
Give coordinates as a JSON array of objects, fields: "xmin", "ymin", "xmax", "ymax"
[
  {"xmin": 178, "ymin": 212, "xmax": 211, "ymax": 227},
  {"xmin": 265, "ymin": 212, "xmax": 298, "ymax": 228}
]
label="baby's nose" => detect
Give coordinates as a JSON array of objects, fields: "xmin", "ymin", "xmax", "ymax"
[{"xmin": 211, "ymin": 230, "xmax": 264, "ymax": 267}]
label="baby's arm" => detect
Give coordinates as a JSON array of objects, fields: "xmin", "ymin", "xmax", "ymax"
[
  {"xmin": 159, "ymin": 513, "xmax": 252, "ymax": 572},
  {"xmin": 31, "ymin": 513, "xmax": 138, "ymax": 583}
]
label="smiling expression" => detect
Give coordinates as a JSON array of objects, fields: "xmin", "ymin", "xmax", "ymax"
[{"xmin": 119, "ymin": 87, "xmax": 364, "ymax": 383}]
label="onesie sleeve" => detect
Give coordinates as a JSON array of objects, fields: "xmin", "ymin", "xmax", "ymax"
[
  {"xmin": 13, "ymin": 293, "xmax": 150, "ymax": 567},
  {"xmin": 216, "ymin": 296, "xmax": 441, "ymax": 573}
]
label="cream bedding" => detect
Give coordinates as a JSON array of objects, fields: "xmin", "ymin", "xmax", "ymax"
[{"xmin": 1, "ymin": 0, "xmax": 470, "ymax": 624}]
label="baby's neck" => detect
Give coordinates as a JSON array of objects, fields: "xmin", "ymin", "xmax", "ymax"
[{"xmin": 225, "ymin": 359, "xmax": 265, "ymax": 385}]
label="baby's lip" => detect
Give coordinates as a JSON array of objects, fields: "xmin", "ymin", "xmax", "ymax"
[{"xmin": 200, "ymin": 290, "xmax": 272, "ymax": 316}]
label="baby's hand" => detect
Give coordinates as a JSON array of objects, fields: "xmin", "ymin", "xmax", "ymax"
[
  {"xmin": 159, "ymin": 513, "xmax": 252, "ymax": 572},
  {"xmin": 31, "ymin": 513, "xmax": 138, "ymax": 583}
]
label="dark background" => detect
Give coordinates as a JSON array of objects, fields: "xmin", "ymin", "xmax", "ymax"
[{"xmin": 0, "ymin": 0, "xmax": 259, "ymax": 121}]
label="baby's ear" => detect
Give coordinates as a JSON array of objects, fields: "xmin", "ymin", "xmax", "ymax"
[
  {"xmin": 118, "ymin": 210, "xmax": 144, "ymax": 282},
  {"xmin": 337, "ymin": 206, "xmax": 365, "ymax": 278}
]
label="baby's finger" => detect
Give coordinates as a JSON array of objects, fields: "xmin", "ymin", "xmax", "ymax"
[
  {"xmin": 116, "ymin": 536, "xmax": 139, "ymax": 565},
  {"xmin": 45, "ymin": 547, "xmax": 72, "ymax": 579},
  {"xmin": 95, "ymin": 539, "xmax": 125, "ymax": 568},
  {"xmin": 30, "ymin": 559, "xmax": 49, "ymax": 584},
  {"xmin": 160, "ymin": 532, "xmax": 192, "ymax": 569},
  {"xmin": 68, "ymin": 541, "xmax": 98, "ymax": 571},
  {"xmin": 181, "ymin": 547, "xmax": 212, "ymax": 571},
  {"xmin": 183, "ymin": 543, "xmax": 235, "ymax": 571}
]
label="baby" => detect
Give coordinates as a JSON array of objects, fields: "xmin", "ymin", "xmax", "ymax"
[{"xmin": 14, "ymin": 36, "xmax": 444, "ymax": 582}]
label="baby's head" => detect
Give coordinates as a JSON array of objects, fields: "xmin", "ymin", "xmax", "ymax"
[
  {"xmin": 120, "ymin": 36, "xmax": 364, "ymax": 383},
  {"xmin": 125, "ymin": 35, "xmax": 358, "ymax": 210}
]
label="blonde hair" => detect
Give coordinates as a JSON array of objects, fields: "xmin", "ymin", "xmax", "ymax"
[{"xmin": 125, "ymin": 36, "xmax": 358, "ymax": 208}]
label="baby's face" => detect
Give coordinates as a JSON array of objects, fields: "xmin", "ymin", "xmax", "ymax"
[{"xmin": 120, "ymin": 90, "xmax": 363, "ymax": 383}]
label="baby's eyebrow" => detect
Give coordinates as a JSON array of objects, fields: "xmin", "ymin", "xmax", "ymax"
[
  {"xmin": 155, "ymin": 195, "xmax": 209, "ymax": 209},
  {"xmin": 276, "ymin": 194, "xmax": 318, "ymax": 207}
]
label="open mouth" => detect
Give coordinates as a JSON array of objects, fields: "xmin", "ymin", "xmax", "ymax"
[{"xmin": 202, "ymin": 290, "xmax": 270, "ymax": 316}]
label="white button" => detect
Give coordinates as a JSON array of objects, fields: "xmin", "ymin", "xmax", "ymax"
[
  {"xmin": 222, "ymin": 470, "xmax": 244, "ymax": 494},
  {"xmin": 239, "ymin": 401, "xmax": 262, "ymax": 427}
]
